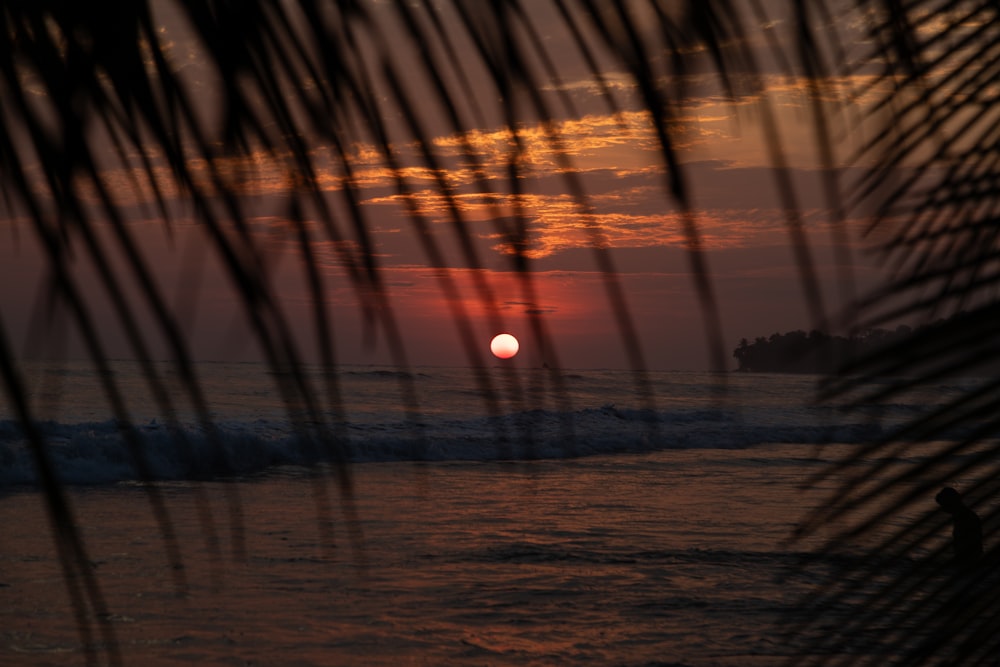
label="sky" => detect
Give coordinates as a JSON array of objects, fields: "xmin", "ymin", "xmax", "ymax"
[{"xmin": 0, "ymin": 0, "xmax": 898, "ymax": 371}]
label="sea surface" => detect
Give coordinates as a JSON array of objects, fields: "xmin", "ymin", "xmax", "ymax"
[{"xmin": 0, "ymin": 362, "xmax": 984, "ymax": 665}]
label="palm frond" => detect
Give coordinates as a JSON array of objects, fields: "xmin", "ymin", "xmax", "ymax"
[
  {"xmin": 0, "ymin": 1, "xmax": 753, "ymax": 660},
  {"xmin": 6, "ymin": 1, "xmax": 1000, "ymax": 665},
  {"xmin": 791, "ymin": 1, "xmax": 1000, "ymax": 663}
]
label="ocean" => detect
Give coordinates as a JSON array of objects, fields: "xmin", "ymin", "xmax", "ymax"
[{"xmin": 0, "ymin": 362, "xmax": 983, "ymax": 665}]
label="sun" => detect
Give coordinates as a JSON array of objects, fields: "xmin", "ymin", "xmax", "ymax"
[{"xmin": 490, "ymin": 333, "xmax": 519, "ymax": 359}]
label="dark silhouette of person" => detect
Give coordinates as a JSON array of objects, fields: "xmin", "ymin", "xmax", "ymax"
[{"xmin": 935, "ymin": 487, "xmax": 983, "ymax": 568}]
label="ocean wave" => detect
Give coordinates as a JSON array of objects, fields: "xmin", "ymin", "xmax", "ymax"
[{"xmin": 0, "ymin": 405, "xmax": 899, "ymax": 488}]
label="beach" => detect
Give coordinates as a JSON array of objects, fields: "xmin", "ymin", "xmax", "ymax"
[
  {"xmin": 0, "ymin": 364, "xmax": 969, "ymax": 665},
  {"xmin": 2, "ymin": 447, "xmax": 856, "ymax": 666}
]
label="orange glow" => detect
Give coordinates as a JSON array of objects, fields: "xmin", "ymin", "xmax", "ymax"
[{"xmin": 490, "ymin": 333, "xmax": 520, "ymax": 359}]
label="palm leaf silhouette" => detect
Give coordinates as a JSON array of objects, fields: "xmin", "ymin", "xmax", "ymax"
[
  {"xmin": 788, "ymin": 1, "xmax": 1000, "ymax": 663},
  {"xmin": 2, "ymin": 1, "xmax": 995, "ymax": 665}
]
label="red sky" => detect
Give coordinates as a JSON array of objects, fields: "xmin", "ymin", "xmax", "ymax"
[{"xmin": 0, "ymin": 1, "xmax": 895, "ymax": 370}]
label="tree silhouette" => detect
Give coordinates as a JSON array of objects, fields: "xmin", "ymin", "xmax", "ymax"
[
  {"xmin": 732, "ymin": 323, "xmax": 939, "ymax": 374},
  {"xmin": 2, "ymin": 1, "xmax": 1000, "ymax": 664}
]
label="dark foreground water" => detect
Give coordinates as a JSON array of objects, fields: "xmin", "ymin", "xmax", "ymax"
[
  {"xmin": 0, "ymin": 364, "xmax": 985, "ymax": 664},
  {"xmin": 1, "ymin": 443, "xmax": 944, "ymax": 666}
]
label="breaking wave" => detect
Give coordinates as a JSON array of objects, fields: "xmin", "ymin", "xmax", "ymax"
[{"xmin": 0, "ymin": 404, "xmax": 888, "ymax": 487}]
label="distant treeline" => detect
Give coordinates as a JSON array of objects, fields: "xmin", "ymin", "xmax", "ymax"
[
  {"xmin": 733, "ymin": 310, "xmax": 1000, "ymax": 374},
  {"xmin": 732, "ymin": 327, "xmax": 912, "ymax": 374}
]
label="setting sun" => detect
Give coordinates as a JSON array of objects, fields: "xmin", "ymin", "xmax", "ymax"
[{"xmin": 490, "ymin": 333, "xmax": 519, "ymax": 359}]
